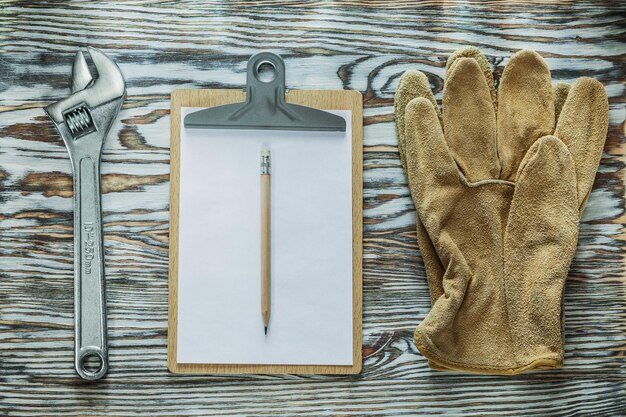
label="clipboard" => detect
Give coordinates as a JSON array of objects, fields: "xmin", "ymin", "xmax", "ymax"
[{"xmin": 168, "ymin": 52, "xmax": 362, "ymax": 374}]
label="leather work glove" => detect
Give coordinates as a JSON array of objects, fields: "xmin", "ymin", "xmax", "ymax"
[{"xmin": 394, "ymin": 47, "xmax": 608, "ymax": 374}]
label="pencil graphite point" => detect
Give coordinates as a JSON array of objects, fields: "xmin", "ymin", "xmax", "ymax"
[{"xmin": 264, "ymin": 326, "xmax": 268, "ymax": 335}]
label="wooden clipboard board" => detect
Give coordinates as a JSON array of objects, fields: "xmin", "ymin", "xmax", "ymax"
[{"xmin": 168, "ymin": 88, "xmax": 362, "ymax": 374}]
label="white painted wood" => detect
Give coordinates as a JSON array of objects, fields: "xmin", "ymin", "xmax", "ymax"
[{"xmin": 0, "ymin": 1, "xmax": 624, "ymax": 415}]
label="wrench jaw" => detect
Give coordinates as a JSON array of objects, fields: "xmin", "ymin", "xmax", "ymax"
[
  {"xmin": 45, "ymin": 47, "xmax": 126, "ymax": 126},
  {"xmin": 71, "ymin": 51, "xmax": 93, "ymax": 93},
  {"xmin": 44, "ymin": 47, "xmax": 126, "ymax": 157}
]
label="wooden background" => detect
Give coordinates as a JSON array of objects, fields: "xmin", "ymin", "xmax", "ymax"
[{"xmin": 0, "ymin": 1, "xmax": 624, "ymax": 415}]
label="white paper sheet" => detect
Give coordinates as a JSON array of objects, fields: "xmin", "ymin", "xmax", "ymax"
[{"xmin": 177, "ymin": 108, "xmax": 353, "ymax": 365}]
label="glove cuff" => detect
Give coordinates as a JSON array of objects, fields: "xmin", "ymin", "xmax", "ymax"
[{"xmin": 413, "ymin": 327, "xmax": 564, "ymax": 375}]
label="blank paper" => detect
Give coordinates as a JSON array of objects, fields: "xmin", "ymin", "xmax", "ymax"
[{"xmin": 176, "ymin": 108, "xmax": 353, "ymax": 365}]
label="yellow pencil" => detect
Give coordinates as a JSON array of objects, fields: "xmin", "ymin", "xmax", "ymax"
[{"xmin": 261, "ymin": 148, "xmax": 271, "ymax": 335}]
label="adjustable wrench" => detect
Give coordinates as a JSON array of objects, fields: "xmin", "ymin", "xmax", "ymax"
[{"xmin": 45, "ymin": 48, "xmax": 125, "ymax": 380}]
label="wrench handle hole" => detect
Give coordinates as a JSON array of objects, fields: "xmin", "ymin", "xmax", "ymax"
[{"xmin": 78, "ymin": 349, "xmax": 105, "ymax": 377}]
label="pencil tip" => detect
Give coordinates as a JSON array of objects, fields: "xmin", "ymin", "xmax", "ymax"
[{"xmin": 264, "ymin": 326, "xmax": 268, "ymax": 335}]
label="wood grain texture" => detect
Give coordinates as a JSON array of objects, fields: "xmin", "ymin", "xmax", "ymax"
[
  {"xmin": 168, "ymin": 88, "xmax": 363, "ymax": 374},
  {"xmin": 0, "ymin": 0, "xmax": 624, "ymax": 415}
]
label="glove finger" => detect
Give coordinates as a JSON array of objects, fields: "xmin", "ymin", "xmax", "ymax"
[
  {"xmin": 498, "ymin": 50, "xmax": 555, "ymax": 181},
  {"xmin": 554, "ymin": 77, "xmax": 609, "ymax": 210},
  {"xmin": 395, "ymin": 72, "xmax": 448, "ymax": 313},
  {"xmin": 405, "ymin": 97, "xmax": 460, "ymax": 207},
  {"xmin": 395, "ymin": 70, "xmax": 439, "ymax": 172},
  {"xmin": 443, "ymin": 57, "xmax": 499, "ymax": 181},
  {"xmin": 553, "ymin": 82, "xmax": 570, "ymax": 122},
  {"xmin": 505, "ymin": 135, "xmax": 578, "ymax": 361},
  {"xmin": 446, "ymin": 46, "xmax": 497, "ymax": 112}
]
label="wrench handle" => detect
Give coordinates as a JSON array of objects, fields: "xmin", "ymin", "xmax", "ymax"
[{"xmin": 73, "ymin": 156, "xmax": 108, "ymax": 380}]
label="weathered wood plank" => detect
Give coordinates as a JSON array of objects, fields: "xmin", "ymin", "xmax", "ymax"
[{"xmin": 0, "ymin": 0, "xmax": 625, "ymax": 415}]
